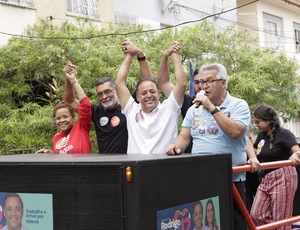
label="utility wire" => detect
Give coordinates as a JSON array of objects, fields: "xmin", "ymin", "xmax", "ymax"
[{"xmin": 0, "ymin": 0, "xmax": 259, "ymax": 40}]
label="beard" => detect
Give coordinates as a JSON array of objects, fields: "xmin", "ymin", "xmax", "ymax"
[{"xmin": 101, "ymin": 96, "xmax": 119, "ymax": 110}]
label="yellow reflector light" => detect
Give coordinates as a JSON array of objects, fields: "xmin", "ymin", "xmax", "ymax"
[{"xmin": 126, "ymin": 166, "xmax": 133, "ymax": 182}]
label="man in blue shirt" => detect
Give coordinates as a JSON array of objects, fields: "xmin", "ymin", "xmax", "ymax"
[{"xmin": 166, "ymin": 63, "xmax": 250, "ymax": 230}]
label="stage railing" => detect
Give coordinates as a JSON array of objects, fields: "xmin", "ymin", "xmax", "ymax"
[{"xmin": 232, "ymin": 160, "xmax": 300, "ymax": 230}]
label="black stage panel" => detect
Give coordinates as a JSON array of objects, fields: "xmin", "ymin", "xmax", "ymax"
[{"xmin": 0, "ymin": 153, "xmax": 233, "ymax": 230}]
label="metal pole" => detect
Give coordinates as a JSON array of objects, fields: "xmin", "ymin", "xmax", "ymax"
[
  {"xmin": 232, "ymin": 160, "xmax": 293, "ymax": 173},
  {"xmin": 232, "ymin": 160, "xmax": 300, "ymax": 229},
  {"xmin": 232, "ymin": 184, "xmax": 257, "ymax": 230}
]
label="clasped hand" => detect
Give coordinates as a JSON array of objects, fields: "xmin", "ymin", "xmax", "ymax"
[{"xmin": 166, "ymin": 144, "xmax": 182, "ymax": 155}]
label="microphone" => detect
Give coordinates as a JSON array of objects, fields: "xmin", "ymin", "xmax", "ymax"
[{"xmin": 195, "ymin": 90, "xmax": 206, "ymax": 108}]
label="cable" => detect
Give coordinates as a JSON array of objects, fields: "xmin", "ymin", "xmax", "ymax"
[{"xmin": 0, "ymin": 0, "xmax": 259, "ymax": 40}]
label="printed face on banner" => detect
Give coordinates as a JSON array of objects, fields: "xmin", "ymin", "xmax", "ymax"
[
  {"xmin": 0, "ymin": 192, "xmax": 53, "ymax": 230},
  {"xmin": 157, "ymin": 196, "xmax": 221, "ymax": 230}
]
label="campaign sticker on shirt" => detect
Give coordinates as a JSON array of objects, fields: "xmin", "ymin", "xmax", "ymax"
[
  {"xmin": 192, "ymin": 117, "xmax": 200, "ymax": 130},
  {"xmin": 110, "ymin": 116, "xmax": 120, "ymax": 127},
  {"xmin": 224, "ymin": 111, "xmax": 231, "ymax": 118},
  {"xmin": 135, "ymin": 111, "xmax": 144, "ymax": 123},
  {"xmin": 100, "ymin": 117, "xmax": 109, "ymax": 126},
  {"xmin": 193, "ymin": 106, "xmax": 204, "ymax": 116},
  {"xmin": 199, "ymin": 120, "xmax": 207, "ymax": 135},
  {"xmin": 207, "ymin": 119, "xmax": 219, "ymax": 135},
  {"xmin": 257, "ymin": 139, "xmax": 265, "ymax": 155}
]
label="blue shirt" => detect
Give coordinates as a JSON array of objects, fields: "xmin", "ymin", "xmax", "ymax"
[{"xmin": 182, "ymin": 92, "xmax": 250, "ymax": 182}]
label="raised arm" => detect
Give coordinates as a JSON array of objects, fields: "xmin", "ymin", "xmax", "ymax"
[
  {"xmin": 170, "ymin": 44, "xmax": 186, "ymax": 106},
  {"xmin": 115, "ymin": 43, "xmax": 134, "ymax": 110},
  {"xmin": 63, "ymin": 63, "xmax": 80, "ymax": 111},
  {"xmin": 63, "ymin": 63, "xmax": 86, "ymax": 101},
  {"xmin": 137, "ymin": 48, "xmax": 152, "ymax": 78},
  {"xmin": 122, "ymin": 42, "xmax": 152, "ymax": 78},
  {"xmin": 157, "ymin": 42, "xmax": 181, "ymax": 97}
]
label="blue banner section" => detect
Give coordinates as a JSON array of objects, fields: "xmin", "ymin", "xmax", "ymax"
[
  {"xmin": 0, "ymin": 192, "xmax": 53, "ymax": 230},
  {"xmin": 157, "ymin": 196, "xmax": 220, "ymax": 230}
]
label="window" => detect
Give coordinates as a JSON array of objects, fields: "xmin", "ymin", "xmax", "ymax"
[
  {"xmin": 67, "ymin": 0, "xmax": 100, "ymax": 19},
  {"xmin": 0, "ymin": 0, "xmax": 33, "ymax": 7},
  {"xmin": 294, "ymin": 22, "xmax": 300, "ymax": 53},
  {"xmin": 266, "ymin": 21, "xmax": 277, "ymax": 36},
  {"xmin": 115, "ymin": 13, "xmax": 137, "ymax": 25},
  {"xmin": 263, "ymin": 12, "xmax": 284, "ymax": 49}
]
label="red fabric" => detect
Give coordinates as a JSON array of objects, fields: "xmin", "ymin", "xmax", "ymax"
[
  {"xmin": 52, "ymin": 97, "xmax": 92, "ymax": 154},
  {"xmin": 250, "ymin": 166, "xmax": 298, "ymax": 229}
]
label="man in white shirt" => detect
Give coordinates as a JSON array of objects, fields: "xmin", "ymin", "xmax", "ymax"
[{"xmin": 115, "ymin": 41, "xmax": 186, "ymax": 154}]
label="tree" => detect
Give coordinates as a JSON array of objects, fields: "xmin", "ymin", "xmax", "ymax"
[{"xmin": 0, "ymin": 19, "xmax": 299, "ymax": 154}]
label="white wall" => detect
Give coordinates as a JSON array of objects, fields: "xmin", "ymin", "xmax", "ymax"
[
  {"xmin": 0, "ymin": 0, "xmax": 115, "ymax": 46},
  {"xmin": 114, "ymin": 0, "xmax": 237, "ymax": 29},
  {"xmin": 0, "ymin": 4, "xmax": 36, "ymax": 46},
  {"xmin": 256, "ymin": 0, "xmax": 300, "ymax": 61}
]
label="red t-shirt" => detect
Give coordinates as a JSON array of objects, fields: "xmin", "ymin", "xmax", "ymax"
[{"xmin": 52, "ymin": 97, "xmax": 92, "ymax": 154}]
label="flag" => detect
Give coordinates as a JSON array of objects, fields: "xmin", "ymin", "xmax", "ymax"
[{"xmin": 189, "ymin": 60, "xmax": 195, "ymax": 96}]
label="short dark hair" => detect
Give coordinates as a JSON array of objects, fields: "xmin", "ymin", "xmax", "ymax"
[
  {"xmin": 194, "ymin": 68, "xmax": 200, "ymax": 76},
  {"xmin": 53, "ymin": 102, "xmax": 75, "ymax": 118},
  {"xmin": 136, "ymin": 77, "xmax": 158, "ymax": 93},
  {"xmin": 193, "ymin": 200, "xmax": 203, "ymax": 212},
  {"xmin": 96, "ymin": 77, "xmax": 115, "ymax": 87},
  {"xmin": 4, "ymin": 193, "xmax": 23, "ymax": 209}
]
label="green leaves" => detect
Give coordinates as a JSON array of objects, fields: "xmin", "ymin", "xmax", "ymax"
[
  {"xmin": 0, "ymin": 18, "xmax": 299, "ymax": 154},
  {"xmin": 0, "ymin": 103, "xmax": 54, "ymax": 154}
]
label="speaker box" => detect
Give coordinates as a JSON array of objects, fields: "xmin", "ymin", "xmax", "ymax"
[{"xmin": 0, "ymin": 153, "xmax": 233, "ymax": 229}]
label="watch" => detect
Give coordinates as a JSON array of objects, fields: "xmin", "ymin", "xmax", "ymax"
[
  {"xmin": 211, "ymin": 107, "xmax": 220, "ymax": 116},
  {"xmin": 137, "ymin": 54, "xmax": 146, "ymax": 61}
]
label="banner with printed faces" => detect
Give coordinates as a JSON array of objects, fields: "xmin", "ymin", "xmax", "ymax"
[
  {"xmin": 0, "ymin": 192, "xmax": 53, "ymax": 230},
  {"xmin": 157, "ymin": 196, "xmax": 220, "ymax": 230}
]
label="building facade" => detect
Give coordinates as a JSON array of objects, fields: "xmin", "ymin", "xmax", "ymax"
[
  {"xmin": 237, "ymin": 0, "xmax": 300, "ymax": 136},
  {"xmin": 0, "ymin": 0, "xmax": 238, "ymax": 46},
  {"xmin": 0, "ymin": 0, "xmax": 114, "ymax": 46},
  {"xmin": 237, "ymin": 0, "xmax": 300, "ymax": 63},
  {"xmin": 114, "ymin": 0, "xmax": 237, "ymax": 29},
  {"xmin": 1, "ymin": 0, "xmax": 300, "ymax": 135}
]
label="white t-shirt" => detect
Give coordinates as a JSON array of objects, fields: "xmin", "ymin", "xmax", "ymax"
[{"xmin": 123, "ymin": 91, "xmax": 181, "ymax": 154}]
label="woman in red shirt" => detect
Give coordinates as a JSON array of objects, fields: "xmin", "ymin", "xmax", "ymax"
[{"xmin": 37, "ymin": 62, "xmax": 91, "ymax": 154}]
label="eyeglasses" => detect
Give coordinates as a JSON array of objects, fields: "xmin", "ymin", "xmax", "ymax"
[
  {"xmin": 194, "ymin": 79, "xmax": 223, "ymax": 87},
  {"xmin": 97, "ymin": 88, "xmax": 114, "ymax": 98}
]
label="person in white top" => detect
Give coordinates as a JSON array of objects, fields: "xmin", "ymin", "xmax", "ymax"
[{"xmin": 115, "ymin": 41, "xmax": 186, "ymax": 154}]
